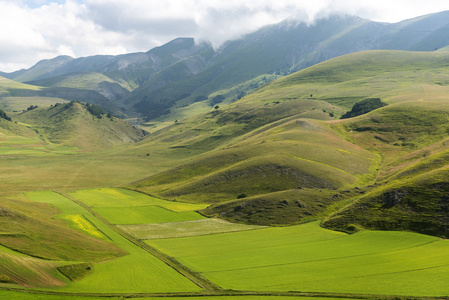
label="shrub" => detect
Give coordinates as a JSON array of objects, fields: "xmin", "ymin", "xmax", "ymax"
[
  {"xmin": 341, "ymin": 98, "xmax": 387, "ymax": 119},
  {"xmin": 85, "ymin": 104, "xmax": 104, "ymax": 118},
  {"xmin": 0, "ymin": 109, "xmax": 11, "ymax": 121}
]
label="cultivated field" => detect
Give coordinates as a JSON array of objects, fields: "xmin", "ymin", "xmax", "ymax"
[
  {"xmin": 3, "ymin": 184, "xmax": 449, "ymax": 299},
  {"xmin": 24, "ymin": 191, "xmax": 202, "ymax": 294},
  {"xmin": 148, "ymin": 221, "xmax": 449, "ymax": 297},
  {"xmin": 119, "ymin": 218, "xmax": 264, "ymax": 239}
]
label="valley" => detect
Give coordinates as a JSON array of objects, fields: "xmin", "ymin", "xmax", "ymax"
[{"xmin": 2, "ymin": 10, "xmax": 449, "ymax": 299}]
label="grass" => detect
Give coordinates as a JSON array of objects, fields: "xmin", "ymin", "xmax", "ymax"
[
  {"xmin": 0, "ymin": 192, "xmax": 124, "ymax": 262},
  {"xmin": 0, "ymin": 244, "xmax": 67, "ymax": 288},
  {"xmin": 70, "ymin": 188, "xmax": 208, "ymax": 225},
  {"xmin": 201, "ymin": 188, "xmax": 367, "ymax": 226},
  {"xmin": 0, "ymin": 292, "xmax": 361, "ymax": 300},
  {"xmin": 4, "ymin": 49, "xmax": 449, "ymax": 297},
  {"xmin": 69, "ymin": 188, "xmax": 208, "ymax": 211},
  {"xmin": 119, "ymin": 218, "xmax": 264, "ymax": 239},
  {"xmin": 27, "ymin": 72, "xmax": 126, "ymax": 90},
  {"xmin": 57, "ymin": 263, "xmax": 94, "ymax": 281},
  {"xmin": 0, "ymin": 76, "xmax": 41, "ymax": 93},
  {"xmin": 13, "ymin": 102, "xmax": 145, "ymax": 152},
  {"xmin": 62, "ymin": 215, "xmax": 105, "ymax": 239},
  {"xmin": 25, "ymin": 191, "xmax": 202, "ymax": 293},
  {"xmin": 0, "ymin": 97, "xmax": 68, "ymax": 112},
  {"xmin": 132, "ymin": 118, "xmax": 377, "ymax": 203},
  {"xmin": 147, "ymin": 221, "xmax": 449, "ymax": 296},
  {"xmin": 25, "ymin": 191, "xmax": 88, "ymax": 214},
  {"xmin": 147, "ymin": 221, "xmax": 345, "ymax": 257},
  {"xmin": 91, "ymin": 205, "xmax": 205, "ymax": 224}
]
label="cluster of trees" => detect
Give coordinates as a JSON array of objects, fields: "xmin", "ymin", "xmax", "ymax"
[
  {"xmin": 26, "ymin": 105, "xmax": 39, "ymax": 111},
  {"xmin": 84, "ymin": 103, "xmax": 105, "ymax": 118}
]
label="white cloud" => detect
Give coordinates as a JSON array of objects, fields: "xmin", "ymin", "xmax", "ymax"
[{"xmin": 1, "ymin": 0, "xmax": 449, "ymax": 72}]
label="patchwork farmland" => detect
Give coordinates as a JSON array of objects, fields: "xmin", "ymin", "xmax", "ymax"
[{"xmin": 0, "ymin": 188, "xmax": 446, "ymax": 299}]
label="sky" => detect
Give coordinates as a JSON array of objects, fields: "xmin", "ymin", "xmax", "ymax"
[{"xmin": 1, "ymin": 0, "xmax": 449, "ymax": 72}]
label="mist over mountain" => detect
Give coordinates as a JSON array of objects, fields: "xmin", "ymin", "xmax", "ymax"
[{"xmin": 3, "ymin": 11, "xmax": 449, "ymax": 120}]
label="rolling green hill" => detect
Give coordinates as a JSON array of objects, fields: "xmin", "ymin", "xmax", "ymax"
[
  {"xmin": 13, "ymin": 101, "xmax": 146, "ymax": 151},
  {"xmin": 5, "ymin": 44, "xmax": 449, "ymax": 298},
  {"xmin": 129, "ymin": 50, "xmax": 449, "ymax": 232},
  {"xmin": 26, "ymin": 72, "xmax": 131, "ymax": 104}
]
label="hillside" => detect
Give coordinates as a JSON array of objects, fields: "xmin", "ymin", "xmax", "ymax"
[
  {"xmin": 128, "ymin": 50, "xmax": 449, "ymax": 233},
  {"xmin": 4, "ymin": 46, "xmax": 449, "ymax": 298},
  {"xmin": 13, "ymin": 102, "xmax": 146, "ymax": 151},
  {"xmin": 26, "ymin": 72, "xmax": 131, "ymax": 105}
]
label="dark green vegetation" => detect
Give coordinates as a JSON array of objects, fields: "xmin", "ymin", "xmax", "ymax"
[
  {"xmin": 323, "ymin": 174, "xmax": 449, "ymax": 237},
  {"xmin": 57, "ymin": 263, "xmax": 94, "ymax": 281},
  {"xmin": 340, "ymin": 98, "xmax": 387, "ymax": 119},
  {"xmin": 2, "ymin": 12, "xmax": 449, "ymax": 298},
  {"xmin": 0, "ymin": 108, "xmax": 11, "ymax": 121}
]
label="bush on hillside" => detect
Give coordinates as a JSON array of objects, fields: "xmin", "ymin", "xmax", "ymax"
[
  {"xmin": 211, "ymin": 94, "xmax": 225, "ymax": 106},
  {"xmin": 0, "ymin": 109, "xmax": 11, "ymax": 121},
  {"xmin": 85, "ymin": 103, "xmax": 104, "ymax": 118},
  {"xmin": 341, "ymin": 98, "xmax": 387, "ymax": 119}
]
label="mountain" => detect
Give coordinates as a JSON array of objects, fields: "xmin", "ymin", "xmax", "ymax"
[
  {"xmin": 11, "ymin": 38, "xmax": 211, "ymax": 89},
  {"xmin": 3, "ymin": 11, "xmax": 449, "ymax": 122},
  {"xmin": 125, "ymin": 11, "xmax": 449, "ymax": 119}
]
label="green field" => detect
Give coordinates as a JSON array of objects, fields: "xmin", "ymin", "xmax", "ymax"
[
  {"xmin": 70, "ymin": 188, "xmax": 208, "ymax": 211},
  {"xmin": 119, "ymin": 218, "xmax": 264, "ymax": 239},
  {"xmin": 147, "ymin": 221, "xmax": 449, "ymax": 297},
  {"xmin": 70, "ymin": 188, "xmax": 207, "ymax": 224},
  {"xmin": 24, "ymin": 191, "xmax": 202, "ymax": 294},
  {"xmin": 92, "ymin": 205, "xmax": 205, "ymax": 224},
  {"xmin": 0, "ymin": 291, "xmax": 359, "ymax": 300}
]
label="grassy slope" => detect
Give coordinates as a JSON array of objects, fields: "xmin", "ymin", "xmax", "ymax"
[
  {"xmin": 0, "ymin": 76, "xmax": 73, "ymax": 112},
  {"xmin": 0, "ymin": 192, "xmax": 125, "ymax": 288},
  {"xmin": 0, "ymin": 192, "xmax": 125, "ymax": 262},
  {"xmin": 13, "ymin": 102, "xmax": 145, "ymax": 151},
  {"xmin": 4, "ymin": 49, "xmax": 449, "ymax": 297},
  {"xmin": 128, "ymin": 50, "xmax": 449, "ymax": 231},
  {"xmin": 0, "ymin": 76, "xmax": 41, "ymax": 95},
  {"xmin": 26, "ymin": 72, "xmax": 126, "ymax": 91},
  {"xmin": 130, "ymin": 105, "xmax": 374, "ymax": 201}
]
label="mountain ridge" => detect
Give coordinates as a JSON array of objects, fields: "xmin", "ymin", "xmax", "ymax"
[{"xmin": 2, "ymin": 11, "xmax": 449, "ymax": 121}]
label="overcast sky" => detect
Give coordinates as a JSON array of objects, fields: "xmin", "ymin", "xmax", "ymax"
[{"xmin": 1, "ymin": 0, "xmax": 449, "ymax": 72}]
